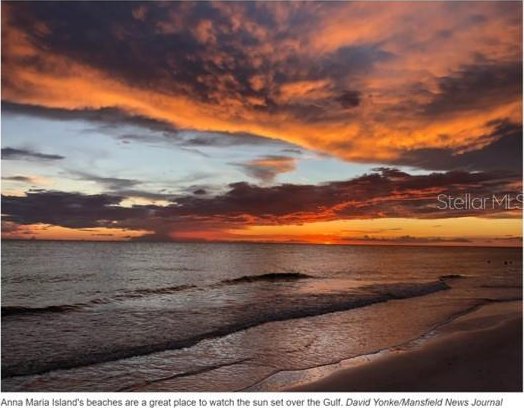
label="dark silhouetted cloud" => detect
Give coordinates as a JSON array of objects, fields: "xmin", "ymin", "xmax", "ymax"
[
  {"xmin": 345, "ymin": 235, "xmax": 472, "ymax": 244},
  {"xmin": 1, "ymin": 191, "xmax": 145, "ymax": 229},
  {"xmin": 3, "ymin": 102, "xmax": 296, "ymax": 150},
  {"xmin": 1, "ymin": 147, "xmax": 65, "ymax": 161},
  {"xmin": 422, "ymin": 61, "xmax": 522, "ymax": 117},
  {"xmin": 2, "ymin": 102, "xmax": 178, "ymax": 133},
  {"xmin": 2, "ymin": 176, "xmax": 35, "ymax": 183},
  {"xmin": 2, "ymin": 169, "xmax": 520, "ymax": 239},
  {"xmin": 393, "ymin": 120, "xmax": 522, "ymax": 173},
  {"xmin": 69, "ymin": 171, "xmax": 141, "ymax": 191},
  {"xmin": 337, "ymin": 90, "xmax": 361, "ymax": 108}
]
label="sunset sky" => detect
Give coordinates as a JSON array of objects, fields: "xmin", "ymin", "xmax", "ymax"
[{"xmin": 1, "ymin": 1, "xmax": 522, "ymax": 246}]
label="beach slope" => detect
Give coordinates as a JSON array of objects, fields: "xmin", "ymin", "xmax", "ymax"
[{"xmin": 289, "ymin": 301, "xmax": 522, "ymax": 392}]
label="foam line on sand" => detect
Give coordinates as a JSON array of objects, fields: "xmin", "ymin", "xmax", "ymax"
[{"xmin": 287, "ymin": 301, "xmax": 522, "ymax": 392}]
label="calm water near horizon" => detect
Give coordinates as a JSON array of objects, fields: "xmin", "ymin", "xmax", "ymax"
[{"xmin": 1, "ymin": 241, "xmax": 522, "ymax": 391}]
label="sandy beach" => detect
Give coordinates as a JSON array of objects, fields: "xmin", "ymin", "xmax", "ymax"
[{"xmin": 289, "ymin": 301, "xmax": 522, "ymax": 392}]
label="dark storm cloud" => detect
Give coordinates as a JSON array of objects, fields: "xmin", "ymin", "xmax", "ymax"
[
  {"xmin": 157, "ymin": 169, "xmax": 518, "ymax": 224},
  {"xmin": 2, "ymin": 169, "xmax": 520, "ymax": 237},
  {"xmin": 423, "ymin": 61, "xmax": 522, "ymax": 117},
  {"xmin": 336, "ymin": 90, "xmax": 362, "ymax": 108},
  {"xmin": 2, "ymin": 101, "xmax": 178, "ymax": 133},
  {"xmin": 393, "ymin": 120, "xmax": 522, "ymax": 172},
  {"xmin": 162, "ymin": 168, "xmax": 519, "ymax": 222},
  {"xmin": 317, "ymin": 45, "xmax": 393, "ymax": 83},
  {"xmin": 1, "ymin": 191, "xmax": 146, "ymax": 229},
  {"xmin": 1, "ymin": 147, "xmax": 64, "ymax": 161},
  {"xmin": 3, "ymin": 101, "xmax": 294, "ymax": 149},
  {"xmin": 2, "ymin": 1, "xmax": 257, "ymax": 99},
  {"xmin": 3, "ymin": 2, "xmax": 383, "ymax": 119}
]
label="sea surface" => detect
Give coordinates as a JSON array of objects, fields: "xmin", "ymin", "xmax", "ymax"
[{"xmin": 1, "ymin": 241, "xmax": 522, "ymax": 391}]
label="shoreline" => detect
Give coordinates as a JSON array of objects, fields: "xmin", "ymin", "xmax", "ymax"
[{"xmin": 284, "ymin": 300, "xmax": 522, "ymax": 392}]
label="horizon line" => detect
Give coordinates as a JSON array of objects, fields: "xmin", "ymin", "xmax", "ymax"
[{"xmin": 1, "ymin": 237, "xmax": 522, "ymax": 250}]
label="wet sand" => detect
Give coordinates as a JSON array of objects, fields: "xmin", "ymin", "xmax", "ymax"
[{"xmin": 289, "ymin": 301, "xmax": 522, "ymax": 392}]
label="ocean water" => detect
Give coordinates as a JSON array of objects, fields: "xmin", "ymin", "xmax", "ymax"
[{"xmin": 1, "ymin": 241, "xmax": 521, "ymax": 391}]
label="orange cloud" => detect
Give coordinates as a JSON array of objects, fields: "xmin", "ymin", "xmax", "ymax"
[
  {"xmin": 218, "ymin": 216, "xmax": 522, "ymax": 247},
  {"xmin": 1, "ymin": 1, "xmax": 521, "ymax": 164},
  {"xmin": 1, "ymin": 222, "xmax": 147, "ymax": 241},
  {"xmin": 236, "ymin": 155, "xmax": 296, "ymax": 183}
]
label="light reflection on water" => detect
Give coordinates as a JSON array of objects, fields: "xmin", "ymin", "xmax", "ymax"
[{"xmin": 1, "ymin": 241, "xmax": 522, "ymax": 391}]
